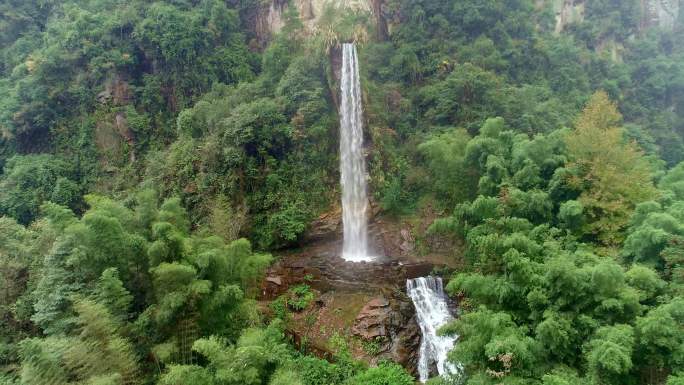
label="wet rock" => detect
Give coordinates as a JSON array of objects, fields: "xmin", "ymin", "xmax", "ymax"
[
  {"xmin": 259, "ymin": 212, "xmax": 458, "ymax": 374},
  {"xmin": 399, "ymin": 228, "xmax": 414, "ymax": 253},
  {"xmin": 352, "ymin": 296, "xmax": 392, "ymax": 339},
  {"xmin": 303, "ymin": 208, "xmax": 342, "ymax": 243},
  {"xmin": 350, "ymin": 295, "xmax": 421, "ymax": 373},
  {"xmin": 387, "ymin": 314, "xmax": 421, "ymax": 372}
]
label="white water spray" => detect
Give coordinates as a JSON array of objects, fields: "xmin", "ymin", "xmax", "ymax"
[
  {"xmin": 407, "ymin": 276, "xmax": 459, "ymax": 382},
  {"xmin": 339, "ymin": 43, "xmax": 371, "ymax": 262}
]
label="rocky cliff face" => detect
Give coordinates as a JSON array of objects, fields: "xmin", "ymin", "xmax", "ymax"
[
  {"xmin": 543, "ymin": 0, "xmax": 678, "ymax": 63},
  {"xmin": 259, "ymin": 0, "xmax": 371, "ymax": 33},
  {"xmin": 549, "ymin": 0, "xmax": 680, "ymax": 32},
  {"xmin": 641, "ymin": 0, "xmax": 680, "ymax": 29},
  {"xmin": 550, "ymin": 0, "xmax": 585, "ymax": 33}
]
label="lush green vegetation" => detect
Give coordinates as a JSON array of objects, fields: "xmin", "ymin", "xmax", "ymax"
[{"xmin": 1, "ymin": 0, "xmax": 683, "ymax": 384}]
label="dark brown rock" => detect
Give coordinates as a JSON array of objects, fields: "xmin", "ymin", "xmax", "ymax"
[
  {"xmin": 352, "ymin": 296, "xmax": 392, "ymax": 339},
  {"xmin": 302, "ymin": 208, "xmax": 342, "ymax": 243},
  {"xmin": 349, "ymin": 294, "xmax": 421, "ymax": 374},
  {"xmin": 387, "ymin": 314, "xmax": 421, "ymax": 372}
]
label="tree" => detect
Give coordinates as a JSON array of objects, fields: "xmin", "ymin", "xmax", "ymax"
[
  {"xmin": 565, "ymin": 91, "xmax": 657, "ymax": 247},
  {"xmin": 158, "ymin": 322, "xmax": 292, "ymax": 385},
  {"xmin": 19, "ymin": 299, "xmax": 139, "ymax": 385},
  {"xmin": 0, "ymin": 155, "xmax": 80, "ymax": 224},
  {"xmin": 0, "ymin": 217, "xmax": 38, "ymax": 366},
  {"xmin": 634, "ymin": 299, "xmax": 684, "ymax": 375},
  {"xmin": 418, "ymin": 128, "xmax": 475, "ymax": 206}
]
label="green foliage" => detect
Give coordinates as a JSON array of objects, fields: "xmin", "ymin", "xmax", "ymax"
[
  {"xmin": 286, "ymin": 284, "xmax": 315, "ymax": 312},
  {"xmin": 434, "ymin": 115, "xmax": 681, "ymax": 384},
  {"xmin": 360, "ymin": 336, "xmax": 385, "ymax": 357},
  {"xmin": 418, "ymin": 128, "xmax": 475, "ymax": 206},
  {"xmin": 0, "ymin": 190, "xmax": 278, "ymax": 383},
  {"xmin": 269, "ymin": 368, "xmax": 304, "ymax": 385},
  {"xmin": 558, "ymin": 200, "xmax": 584, "ymax": 231},
  {"xmin": 419, "ymin": 64, "xmax": 503, "ymax": 131},
  {"xmin": 3, "ymin": 1, "xmax": 684, "ymax": 385},
  {"xmin": 621, "ymin": 163, "xmax": 684, "ymax": 280},
  {"xmin": 566, "ymin": 91, "xmax": 658, "ymax": 246},
  {"xmin": 634, "ymin": 298, "xmax": 684, "ymax": 371},
  {"xmin": 157, "ymin": 365, "xmax": 214, "ymax": 385},
  {"xmin": 94, "ymin": 268, "xmax": 133, "ymax": 319},
  {"xmin": 668, "ymin": 373, "xmax": 684, "ymax": 385},
  {"xmin": 289, "ymin": 356, "xmax": 347, "ymax": 385},
  {"xmin": 0, "ymin": 0, "xmax": 257, "ymax": 154},
  {"xmin": 269, "ymin": 296, "xmax": 289, "ymax": 320},
  {"xmin": 149, "ymin": 51, "xmax": 334, "ymax": 249},
  {"xmin": 157, "ymin": 321, "xmax": 300, "ymax": 385},
  {"xmin": 585, "ymin": 325, "xmax": 635, "ymax": 382},
  {"xmin": 344, "ymin": 362, "xmax": 414, "ymax": 385},
  {"xmin": 0, "ymin": 155, "xmax": 80, "ymax": 224},
  {"xmin": 0, "ymin": 216, "xmax": 38, "ymax": 352},
  {"xmin": 18, "ymin": 299, "xmax": 139, "ymax": 385}
]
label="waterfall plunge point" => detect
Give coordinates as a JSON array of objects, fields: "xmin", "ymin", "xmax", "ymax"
[{"xmin": 339, "ymin": 43, "xmax": 372, "ymax": 262}]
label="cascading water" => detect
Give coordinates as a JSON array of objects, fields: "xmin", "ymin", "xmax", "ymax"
[
  {"xmin": 407, "ymin": 276, "xmax": 459, "ymax": 382},
  {"xmin": 339, "ymin": 43, "xmax": 371, "ymax": 262}
]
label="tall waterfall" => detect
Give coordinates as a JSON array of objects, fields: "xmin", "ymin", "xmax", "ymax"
[
  {"xmin": 407, "ymin": 276, "xmax": 459, "ymax": 382},
  {"xmin": 339, "ymin": 43, "xmax": 371, "ymax": 262}
]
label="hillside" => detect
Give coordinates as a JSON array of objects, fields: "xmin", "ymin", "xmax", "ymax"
[{"xmin": 1, "ymin": 1, "xmax": 683, "ymax": 385}]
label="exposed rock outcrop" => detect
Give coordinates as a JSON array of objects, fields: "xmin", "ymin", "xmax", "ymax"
[
  {"xmin": 548, "ymin": 0, "xmax": 681, "ymax": 33},
  {"xmin": 641, "ymin": 0, "xmax": 680, "ymax": 30},
  {"xmin": 252, "ymin": 0, "xmax": 389, "ymax": 43},
  {"xmin": 352, "ymin": 296, "xmax": 420, "ymax": 371},
  {"xmin": 96, "ymin": 74, "xmax": 132, "ymax": 106},
  {"xmin": 261, "ymin": 244, "xmax": 435, "ymax": 299},
  {"xmin": 303, "ymin": 207, "xmax": 342, "ymax": 244},
  {"xmin": 353, "ymin": 297, "xmax": 391, "ymax": 339},
  {"xmin": 263, "ymin": 0, "xmax": 372, "ymax": 34},
  {"xmin": 552, "ymin": 0, "xmax": 585, "ymax": 34},
  {"xmin": 259, "ymin": 227, "xmax": 445, "ymax": 374}
]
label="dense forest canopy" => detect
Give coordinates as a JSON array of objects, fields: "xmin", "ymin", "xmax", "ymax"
[{"xmin": 0, "ymin": 0, "xmax": 683, "ymax": 384}]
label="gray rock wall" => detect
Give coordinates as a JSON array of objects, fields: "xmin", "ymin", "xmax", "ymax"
[{"xmin": 547, "ymin": 0, "xmax": 680, "ymax": 33}]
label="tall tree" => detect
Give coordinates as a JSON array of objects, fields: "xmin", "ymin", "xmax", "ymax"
[{"xmin": 565, "ymin": 91, "xmax": 657, "ymax": 247}]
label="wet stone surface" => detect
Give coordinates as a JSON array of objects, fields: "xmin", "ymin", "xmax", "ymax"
[{"xmin": 259, "ymin": 217, "xmax": 454, "ymax": 374}]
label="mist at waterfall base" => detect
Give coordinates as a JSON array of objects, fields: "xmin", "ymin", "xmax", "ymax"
[
  {"xmin": 407, "ymin": 276, "xmax": 460, "ymax": 383},
  {"xmin": 339, "ymin": 43, "xmax": 373, "ymax": 263}
]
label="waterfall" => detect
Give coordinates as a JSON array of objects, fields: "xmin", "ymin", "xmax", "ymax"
[
  {"xmin": 339, "ymin": 43, "xmax": 371, "ymax": 262},
  {"xmin": 407, "ymin": 276, "xmax": 459, "ymax": 382}
]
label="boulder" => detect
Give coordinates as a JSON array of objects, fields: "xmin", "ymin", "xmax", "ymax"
[{"xmin": 352, "ymin": 296, "xmax": 392, "ymax": 339}]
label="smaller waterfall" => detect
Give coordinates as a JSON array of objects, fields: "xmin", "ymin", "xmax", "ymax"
[{"xmin": 407, "ymin": 276, "xmax": 459, "ymax": 382}]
